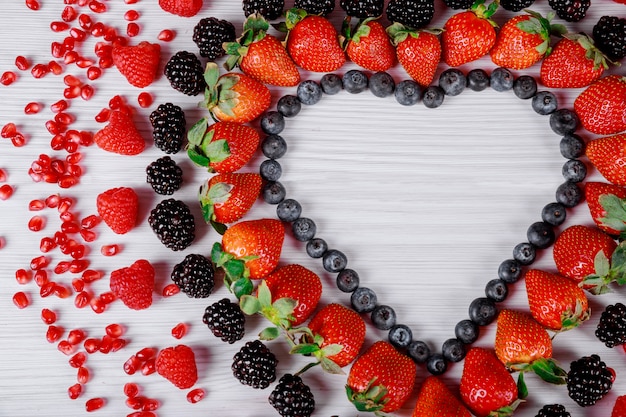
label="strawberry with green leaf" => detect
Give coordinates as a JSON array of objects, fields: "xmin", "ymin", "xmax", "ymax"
[
  {"xmin": 411, "ymin": 375, "xmax": 472, "ymax": 417},
  {"xmin": 239, "ymin": 280, "xmax": 298, "ymax": 340},
  {"xmin": 387, "ymin": 23, "xmax": 441, "ymax": 87},
  {"xmin": 586, "ymin": 134, "xmax": 626, "ymax": 186},
  {"xmin": 585, "ymin": 182, "xmax": 626, "ymax": 237},
  {"xmin": 574, "ymin": 75, "xmax": 626, "ymax": 135},
  {"xmin": 344, "ymin": 18, "xmax": 397, "ymax": 72}
]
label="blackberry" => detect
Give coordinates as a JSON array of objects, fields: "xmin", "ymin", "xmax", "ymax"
[
  {"xmin": 232, "ymin": 340, "xmax": 278, "ymax": 389},
  {"xmin": 442, "ymin": 0, "xmax": 473, "ymax": 9},
  {"xmin": 242, "ymin": 0, "xmax": 284, "ymax": 20},
  {"xmin": 146, "ymin": 156, "xmax": 183, "ymax": 195},
  {"xmin": 547, "ymin": 0, "xmax": 590, "ymax": 23},
  {"xmin": 535, "ymin": 404, "xmax": 571, "ymax": 417},
  {"xmin": 148, "ymin": 199, "xmax": 195, "ymax": 251},
  {"xmin": 164, "ymin": 51, "xmax": 206, "ymax": 96},
  {"xmin": 386, "ymin": 0, "xmax": 435, "ymax": 30},
  {"xmin": 192, "ymin": 17, "xmax": 236, "ymax": 60},
  {"xmin": 593, "ymin": 16, "xmax": 626, "ymax": 62},
  {"xmin": 500, "ymin": 0, "xmax": 535, "ymax": 12},
  {"xmin": 149, "ymin": 103, "xmax": 186, "ymax": 154},
  {"xmin": 203, "ymin": 298, "xmax": 246, "ymax": 343},
  {"xmin": 171, "ymin": 254, "xmax": 214, "ymax": 298},
  {"xmin": 566, "ymin": 354, "xmax": 613, "ymax": 407},
  {"xmin": 294, "ymin": 0, "xmax": 335, "ymax": 16},
  {"xmin": 340, "ymin": 0, "xmax": 384, "ymax": 18},
  {"xmin": 595, "ymin": 303, "xmax": 626, "ymax": 348},
  {"xmin": 268, "ymin": 374, "xmax": 315, "ymax": 417}
]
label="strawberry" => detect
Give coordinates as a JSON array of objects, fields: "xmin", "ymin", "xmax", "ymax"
[
  {"xmin": 585, "ymin": 181, "xmax": 626, "ymax": 236},
  {"xmin": 158, "ymin": 0, "xmax": 203, "ymax": 17},
  {"xmin": 284, "ymin": 9, "xmax": 346, "ymax": 72},
  {"xmin": 525, "ymin": 269, "xmax": 590, "ymax": 332},
  {"xmin": 460, "ymin": 347, "xmax": 521, "ymax": 417},
  {"xmin": 111, "ymin": 41, "xmax": 161, "ymax": 88},
  {"xmin": 586, "ymin": 134, "xmax": 626, "ymax": 186},
  {"xmin": 201, "ymin": 62, "xmax": 271, "ymax": 124},
  {"xmin": 412, "ymin": 375, "xmax": 472, "ymax": 417},
  {"xmin": 612, "ymin": 395, "xmax": 626, "ymax": 417},
  {"xmin": 94, "ymin": 110, "xmax": 145, "ymax": 155},
  {"xmin": 490, "ymin": 11, "xmax": 565, "ymax": 70},
  {"xmin": 441, "ymin": 0, "xmax": 499, "ymax": 67},
  {"xmin": 109, "ymin": 259, "xmax": 155, "ymax": 310},
  {"xmin": 346, "ymin": 340, "xmax": 416, "ymax": 413},
  {"xmin": 574, "ymin": 75, "xmax": 626, "ymax": 135},
  {"xmin": 540, "ymin": 33, "xmax": 609, "ymax": 88},
  {"xmin": 264, "ymin": 264, "xmax": 322, "ymax": 326},
  {"xmin": 387, "ymin": 23, "xmax": 441, "ymax": 88},
  {"xmin": 198, "ymin": 172, "xmax": 262, "ymax": 234},
  {"xmin": 224, "ymin": 14, "xmax": 300, "ymax": 87},
  {"xmin": 155, "ymin": 345, "xmax": 198, "ymax": 389},
  {"xmin": 344, "ymin": 18, "xmax": 397, "ymax": 72},
  {"xmin": 96, "ymin": 187, "xmax": 139, "ymax": 234},
  {"xmin": 187, "ymin": 119, "xmax": 261, "ymax": 174},
  {"xmin": 212, "ymin": 219, "xmax": 285, "ymax": 298}
]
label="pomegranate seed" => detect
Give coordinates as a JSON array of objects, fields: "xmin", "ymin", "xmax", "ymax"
[
  {"xmin": 123, "ymin": 355, "xmax": 140, "ymax": 375},
  {"xmin": 108, "ymin": 95, "xmax": 125, "ymax": 110},
  {"xmin": 0, "ymin": 184, "xmax": 13, "ymax": 200},
  {"xmin": 123, "ymin": 9, "xmax": 140, "ymax": 21},
  {"xmin": 68, "ymin": 383, "xmax": 82, "ymax": 400},
  {"xmin": 75, "ymin": 291, "xmax": 90, "ymax": 308},
  {"xmin": 106, "ymin": 323, "xmax": 124, "ymax": 338},
  {"xmin": 0, "ymin": 168, "xmax": 6, "ymax": 182},
  {"xmin": 94, "ymin": 108, "xmax": 110, "ymax": 123},
  {"xmin": 70, "ymin": 27, "xmax": 87, "ymax": 41},
  {"xmin": 143, "ymin": 398, "xmax": 160, "ymax": 411},
  {"xmin": 1, "ymin": 122, "xmax": 17, "ymax": 138},
  {"xmin": 61, "ymin": 221, "xmax": 80, "ymax": 234},
  {"xmin": 77, "ymin": 366, "xmax": 90, "ymax": 383},
  {"xmin": 136, "ymin": 347, "xmax": 156, "ymax": 361},
  {"xmin": 80, "ymin": 229, "xmax": 97, "ymax": 242},
  {"xmin": 126, "ymin": 395, "xmax": 145, "ymax": 410},
  {"xmin": 81, "ymin": 84, "xmax": 94, "ymax": 100},
  {"xmin": 137, "ymin": 92, "xmax": 152, "ymax": 108},
  {"xmin": 51, "ymin": 21, "xmax": 70, "ymax": 32},
  {"xmin": 40, "ymin": 281, "xmax": 56, "ymax": 297},
  {"xmin": 90, "ymin": 22, "xmax": 105, "ymax": 37},
  {"xmin": 81, "ymin": 214, "xmax": 99, "ymax": 229},
  {"xmin": 78, "ymin": 14, "xmax": 92, "ymax": 30},
  {"xmin": 125, "ymin": 0, "xmax": 139, "ymax": 3},
  {"xmin": 55, "ymin": 261, "xmax": 71, "ymax": 274},
  {"xmin": 62, "ymin": 6, "xmax": 78, "ymax": 22},
  {"xmin": 54, "ymin": 283, "xmax": 72, "ymax": 298},
  {"xmin": 64, "ymin": 50, "xmax": 79, "ymax": 64},
  {"xmin": 72, "ymin": 278, "xmax": 85, "ymax": 292},
  {"xmin": 41, "ymin": 308, "xmax": 57, "ymax": 324},
  {"xmin": 89, "ymin": 0, "xmax": 107, "ymax": 13},
  {"xmin": 34, "ymin": 269, "xmax": 48, "ymax": 286},
  {"xmin": 162, "ymin": 283, "xmax": 180, "ymax": 297},
  {"xmin": 45, "ymin": 120, "xmax": 62, "ymax": 135},
  {"xmin": 30, "ymin": 255, "xmax": 49, "ymax": 270},
  {"xmin": 25, "ymin": 0, "xmax": 40, "ymax": 10},
  {"xmin": 187, "ymin": 388, "xmax": 205, "ymax": 403},
  {"xmin": 28, "ymin": 216, "xmax": 46, "ymax": 231},
  {"xmin": 29, "ymin": 199, "xmax": 45, "ymax": 210},
  {"xmin": 48, "ymin": 61, "xmax": 64, "ymax": 75},
  {"xmin": 100, "ymin": 291, "xmax": 116, "ymax": 304},
  {"xmin": 15, "ymin": 56, "xmax": 30, "ymax": 70},
  {"xmin": 86, "ymin": 66, "xmax": 101, "ymax": 80},
  {"xmin": 47, "ymin": 325, "xmax": 64, "ymax": 343},
  {"xmin": 171, "ymin": 323, "xmax": 187, "ymax": 339},
  {"xmin": 59, "ymin": 211, "xmax": 75, "ymax": 223},
  {"xmin": 40, "ymin": 236, "xmax": 56, "ymax": 252},
  {"xmin": 51, "ymin": 42, "xmax": 66, "ymax": 58},
  {"xmin": 64, "ymin": 85, "xmax": 81, "ymax": 99},
  {"xmin": 12, "ymin": 292, "xmax": 29, "ymax": 309},
  {"xmin": 128, "ymin": 412, "xmax": 157, "ymax": 417},
  {"xmin": 15, "ymin": 269, "xmax": 32, "ymax": 284},
  {"xmin": 111, "ymin": 338, "xmax": 126, "ymax": 352},
  {"xmin": 70, "ymin": 250, "xmax": 87, "ymax": 264},
  {"xmin": 101, "ymin": 244, "xmax": 119, "ymax": 256},
  {"xmin": 46, "ymin": 194, "xmax": 60, "ymax": 208},
  {"xmin": 50, "ymin": 134, "xmax": 65, "ymax": 150},
  {"xmin": 79, "ymin": 130, "xmax": 93, "ymax": 145},
  {"xmin": 124, "ymin": 382, "xmax": 139, "ymax": 398},
  {"xmin": 59, "ymin": 175, "xmax": 79, "ymax": 188},
  {"xmin": 58, "ymin": 340, "xmax": 75, "ymax": 355},
  {"xmin": 55, "ymin": 112, "xmax": 74, "ymax": 125},
  {"xmin": 90, "ymin": 296, "xmax": 106, "ymax": 314},
  {"xmin": 69, "ymin": 352, "xmax": 87, "ymax": 368},
  {"xmin": 0, "ymin": 71, "xmax": 17, "ymax": 85},
  {"xmin": 85, "ymin": 397, "xmax": 105, "ymax": 412},
  {"xmin": 103, "ymin": 27, "xmax": 118, "ymax": 42},
  {"xmin": 66, "ymin": 151, "xmax": 82, "ymax": 164},
  {"xmin": 82, "ymin": 269, "xmax": 101, "ymax": 283},
  {"xmin": 64, "ymin": 74, "xmax": 81, "ymax": 86},
  {"xmin": 99, "ymin": 335, "xmax": 114, "ymax": 354},
  {"xmin": 31, "ymin": 64, "xmax": 49, "ymax": 79},
  {"xmin": 51, "ymin": 100, "xmax": 69, "ymax": 113},
  {"xmin": 158, "ymin": 29, "xmax": 175, "ymax": 42},
  {"xmin": 24, "ymin": 102, "xmax": 42, "ymax": 114},
  {"xmin": 83, "ymin": 338, "xmax": 101, "ymax": 353},
  {"xmin": 126, "ymin": 22, "xmax": 139, "ymax": 37},
  {"xmin": 11, "ymin": 133, "xmax": 26, "ymax": 147},
  {"xmin": 141, "ymin": 359, "xmax": 156, "ymax": 376}
]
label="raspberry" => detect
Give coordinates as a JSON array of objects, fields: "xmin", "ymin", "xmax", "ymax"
[
  {"xmin": 155, "ymin": 345, "xmax": 198, "ymax": 389},
  {"xmin": 159, "ymin": 0, "xmax": 203, "ymax": 17},
  {"xmin": 94, "ymin": 110, "xmax": 145, "ymax": 156},
  {"xmin": 96, "ymin": 187, "xmax": 139, "ymax": 234},
  {"xmin": 111, "ymin": 41, "xmax": 161, "ymax": 88},
  {"xmin": 612, "ymin": 395, "xmax": 626, "ymax": 417},
  {"xmin": 109, "ymin": 260, "xmax": 155, "ymax": 310}
]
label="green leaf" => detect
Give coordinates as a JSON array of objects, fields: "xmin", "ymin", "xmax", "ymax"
[
  {"xmin": 320, "ymin": 343, "xmax": 343, "ymax": 357},
  {"xmin": 259, "ymin": 326, "xmax": 280, "ymax": 340},
  {"xmin": 211, "ymin": 242, "xmax": 226, "ymax": 265},
  {"xmin": 204, "ymin": 62, "xmax": 220, "ymax": 89},
  {"xmin": 530, "ymin": 358, "xmax": 567, "ymax": 385},
  {"xmin": 187, "ymin": 117, "xmax": 208, "ymax": 146},
  {"xmin": 232, "ymin": 276, "xmax": 253, "ymax": 299},
  {"xmin": 210, "ymin": 219, "xmax": 228, "ymax": 235},
  {"xmin": 517, "ymin": 372, "xmax": 528, "ymax": 400},
  {"xmin": 257, "ymin": 281, "xmax": 272, "ymax": 308},
  {"xmin": 290, "ymin": 343, "xmax": 321, "ymax": 355},
  {"xmin": 273, "ymin": 297, "xmax": 297, "ymax": 317},
  {"xmin": 240, "ymin": 294, "xmax": 262, "ymax": 315},
  {"xmin": 187, "ymin": 147, "xmax": 211, "ymax": 168},
  {"xmin": 320, "ymin": 357, "xmax": 345, "ymax": 375},
  {"xmin": 594, "ymin": 250, "xmax": 611, "ymax": 277},
  {"xmin": 201, "ymin": 138, "xmax": 231, "ymax": 163}
]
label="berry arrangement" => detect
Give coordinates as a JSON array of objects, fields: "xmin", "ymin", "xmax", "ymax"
[{"xmin": 1, "ymin": 0, "xmax": 626, "ymax": 416}]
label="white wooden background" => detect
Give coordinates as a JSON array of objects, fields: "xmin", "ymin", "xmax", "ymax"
[{"xmin": 0, "ymin": 0, "xmax": 625, "ymax": 416}]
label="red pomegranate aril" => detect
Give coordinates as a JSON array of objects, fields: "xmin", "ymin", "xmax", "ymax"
[
  {"xmin": 15, "ymin": 56, "xmax": 30, "ymax": 70},
  {"xmin": 69, "ymin": 329, "xmax": 87, "ymax": 345},
  {"xmin": 136, "ymin": 347, "xmax": 156, "ymax": 361},
  {"xmin": 30, "ymin": 255, "xmax": 49, "ymax": 270},
  {"xmin": 103, "ymin": 27, "xmax": 118, "ymax": 42},
  {"xmin": 28, "ymin": 216, "xmax": 45, "ymax": 231},
  {"xmin": 127, "ymin": 22, "xmax": 140, "ymax": 37},
  {"xmin": 187, "ymin": 388, "xmax": 205, "ymax": 404},
  {"xmin": 55, "ymin": 112, "xmax": 74, "ymax": 125},
  {"xmin": 126, "ymin": 396, "xmax": 144, "ymax": 410},
  {"xmin": 54, "ymin": 284, "xmax": 72, "ymax": 298},
  {"xmin": 101, "ymin": 244, "xmax": 119, "ymax": 256},
  {"xmin": 82, "ymin": 269, "xmax": 100, "ymax": 283},
  {"xmin": 77, "ymin": 366, "xmax": 90, "ymax": 383},
  {"xmin": 137, "ymin": 92, "xmax": 152, "ymax": 108},
  {"xmin": 100, "ymin": 291, "xmax": 116, "ymax": 304},
  {"xmin": 51, "ymin": 160, "xmax": 66, "ymax": 175},
  {"xmin": 89, "ymin": 0, "xmax": 106, "ymax": 13},
  {"xmin": 64, "ymin": 51, "xmax": 79, "ymax": 64},
  {"xmin": 0, "ymin": 168, "xmax": 6, "ymax": 182},
  {"xmin": 0, "ymin": 184, "xmax": 13, "ymax": 200},
  {"xmin": 48, "ymin": 60, "xmax": 64, "ymax": 75},
  {"xmin": 62, "ymin": 6, "xmax": 78, "ymax": 22},
  {"xmin": 83, "ymin": 338, "xmax": 101, "ymax": 353},
  {"xmin": 106, "ymin": 323, "xmax": 124, "ymax": 338},
  {"xmin": 11, "ymin": 133, "xmax": 26, "ymax": 147},
  {"xmin": 59, "ymin": 211, "xmax": 75, "ymax": 223},
  {"xmin": 29, "ymin": 199, "xmax": 45, "ymax": 211},
  {"xmin": 40, "ymin": 236, "xmax": 56, "ymax": 252},
  {"xmin": 70, "ymin": 27, "xmax": 87, "ymax": 41},
  {"xmin": 171, "ymin": 323, "xmax": 187, "ymax": 339},
  {"xmin": 111, "ymin": 338, "xmax": 126, "ymax": 352},
  {"xmin": 58, "ymin": 196, "xmax": 74, "ymax": 212},
  {"xmin": 50, "ymin": 134, "xmax": 65, "ymax": 150},
  {"xmin": 45, "ymin": 120, "xmax": 63, "ymax": 135},
  {"xmin": 12, "ymin": 291, "xmax": 29, "ymax": 309},
  {"xmin": 61, "ymin": 221, "xmax": 80, "ymax": 234},
  {"xmin": 40, "ymin": 281, "xmax": 56, "ymax": 297},
  {"xmin": 80, "ymin": 229, "xmax": 96, "ymax": 242},
  {"xmin": 51, "ymin": 21, "xmax": 70, "ymax": 32},
  {"xmin": 77, "ymin": 58, "xmax": 95, "ymax": 69},
  {"xmin": 69, "ymin": 352, "xmax": 87, "ymax": 368},
  {"xmin": 66, "ymin": 151, "xmax": 82, "ymax": 164},
  {"xmin": 85, "ymin": 397, "xmax": 105, "ymax": 412},
  {"xmin": 25, "ymin": 0, "xmax": 40, "ymax": 10},
  {"xmin": 78, "ymin": 14, "xmax": 92, "ymax": 30},
  {"xmin": 81, "ymin": 84, "xmax": 94, "ymax": 100},
  {"xmin": 68, "ymin": 383, "xmax": 82, "ymax": 400},
  {"xmin": 90, "ymin": 22, "xmax": 105, "ymax": 37},
  {"xmin": 158, "ymin": 29, "xmax": 175, "ymax": 42},
  {"xmin": 94, "ymin": 42, "xmax": 112, "ymax": 57},
  {"xmin": 51, "ymin": 42, "xmax": 66, "ymax": 59},
  {"xmin": 55, "ymin": 260, "xmax": 71, "ymax": 274},
  {"xmin": 0, "ymin": 71, "xmax": 17, "ymax": 85},
  {"xmin": 99, "ymin": 335, "xmax": 114, "ymax": 354},
  {"xmin": 123, "ymin": 355, "xmax": 140, "ymax": 375},
  {"xmin": 47, "ymin": 325, "xmax": 64, "ymax": 343},
  {"xmin": 79, "ymin": 130, "xmax": 93, "ymax": 146},
  {"xmin": 124, "ymin": 382, "xmax": 139, "ymax": 398},
  {"xmin": 46, "ymin": 194, "xmax": 61, "ymax": 208},
  {"xmin": 1, "ymin": 122, "xmax": 17, "ymax": 138},
  {"xmin": 59, "ymin": 175, "xmax": 79, "ymax": 188},
  {"xmin": 58, "ymin": 340, "xmax": 75, "ymax": 355},
  {"xmin": 15, "ymin": 269, "xmax": 32, "ymax": 284},
  {"xmin": 64, "ymin": 74, "xmax": 81, "ymax": 86},
  {"xmin": 94, "ymin": 108, "xmax": 110, "ymax": 123},
  {"xmin": 99, "ymin": 56, "xmax": 113, "ymax": 69},
  {"xmin": 90, "ymin": 296, "xmax": 106, "ymax": 314},
  {"xmin": 51, "ymin": 99, "xmax": 69, "ymax": 113},
  {"xmin": 128, "ymin": 412, "xmax": 157, "ymax": 417},
  {"xmin": 34, "ymin": 269, "xmax": 48, "ymax": 286},
  {"xmin": 63, "ymin": 141, "xmax": 79, "ymax": 154},
  {"xmin": 125, "ymin": 0, "xmax": 139, "ymax": 3},
  {"xmin": 162, "ymin": 283, "xmax": 180, "ymax": 297},
  {"xmin": 43, "ymin": 172, "xmax": 59, "ymax": 183},
  {"xmin": 86, "ymin": 66, "xmax": 101, "ymax": 80},
  {"xmin": 70, "ymin": 259, "xmax": 89, "ymax": 273},
  {"xmin": 81, "ymin": 214, "xmax": 99, "ymax": 229},
  {"xmin": 72, "ymin": 278, "xmax": 85, "ymax": 292},
  {"xmin": 24, "ymin": 102, "xmax": 41, "ymax": 115},
  {"xmin": 64, "ymin": 85, "xmax": 81, "ymax": 99},
  {"xmin": 75, "ymin": 291, "xmax": 90, "ymax": 308},
  {"xmin": 31, "ymin": 63, "xmax": 49, "ymax": 79},
  {"xmin": 124, "ymin": 9, "xmax": 140, "ymax": 20},
  {"xmin": 141, "ymin": 359, "xmax": 156, "ymax": 376},
  {"xmin": 41, "ymin": 308, "xmax": 57, "ymax": 324}
]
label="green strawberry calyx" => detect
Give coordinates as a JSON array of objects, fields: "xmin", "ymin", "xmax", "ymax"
[
  {"xmin": 583, "ymin": 242, "xmax": 626, "ymax": 295},
  {"xmin": 508, "ymin": 357, "xmax": 567, "ymax": 385},
  {"xmin": 559, "ymin": 299, "xmax": 591, "ymax": 331},
  {"xmin": 385, "ymin": 22, "xmax": 443, "ymax": 46},
  {"xmin": 290, "ymin": 334, "xmax": 345, "ymax": 375},
  {"xmin": 211, "ymin": 242, "xmax": 257, "ymax": 298},
  {"xmin": 346, "ymin": 377, "xmax": 389, "ymax": 414},
  {"xmin": 471, "ymin": 0, "xmax": 500, "ymax": 27},
  {"xmin": 198, "ymin": 181, "xmax": 231, "ymax": 234},
  {"xmin": 186, "ymin": 116, "xmax": 232, "ymax": 173},
  {"xmin": 224, "ymin": 13, "xmax": 270, "ymax": 70},
  {"xmin": 563, "ymin": 33, "xmax": 613, "ymax": 70},
  {"xmin": 516, "ymin": 10, "xmax": 566, "ymax": 56},
  {"xmin": 240, "ymin": 281, "xmax": 297, "ymax": 340},
  {"xmin": 597, "ymin": 193, "xmax": 626, "ymax": 237},
  {"xmin": 201, "ymin": 62, "xmax": 242, "ymax": 120}
]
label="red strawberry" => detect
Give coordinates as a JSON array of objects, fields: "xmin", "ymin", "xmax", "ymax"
[
  {"xmin": 155, "ymin": 345, "xmax": 198, "ymax": 389},
  {"xmin": 264, "ymin": 264, "xmax": 322, "ymax": 326},
  {"xmin": 412, "ymin": 375, "xmax": 471, "ymax": 417},
  {"xmin": 199, "ymin": 172, "xmax": 262, "ymax": 233},
  {"xmin": 459, "ymin": 347, "xmax": 521, "ymax": 417},
  {"xmin": 586, "ymin": 134, "xmax": 626, "ymax": 186},
  {"xmin": 109, "ymin": 259, "xmax": 155, "ymax": 310},
  {"xmin": 345, "ymin": 18, "xmax": 397, "ymax": 72},
  {"xmin": 585, "ymin": 181, "xmax": 626, "ymax": 236},
  {"xmin": 285, "ymin": 9, "xmax": 346, "ymax": 72},
  {"xmin": 612, "ymin": 395, "xmax": 626, "ymax": 417},
  {"xmin": 346, "ymin": 340, "xmax": 416, "ymax": 413},
  {"xmin": 94, "ymin": 110, "xmax": 145, "ymax": 155},
  {"xmin": 111, "ymin": 41, "xmax": 161, "ymax": 88},
  {"xmin": 574, "ymin": 75, "xmax": 626, "ymax": 135},
  {"xmin": 387, "ymin": 23, "xmax": 441, "ymax": 88},
  {"xmin": 201, "ymin": 62, "xmax": 271, "ymax": 124},
  {"xmin": 525, "ymin": 269, "xmax": 590, "ymax": 332},
  {"xmin": 96, "ymin": 187, "xmax": 138, "ymax": 234},
  {"xmin": 441, "ymin": 0, "xmax": 499, "ymax": 67},
  {"xmin": 540, "ymin": 33, "xmax": 609, "ymax": 89},
  {"xmin": 187, "ymin": 119, "xmax": 261, "ymax": 174},
  {"xmin": 158, "ymin": 0, "xmax": 202, "ymax": 17}
]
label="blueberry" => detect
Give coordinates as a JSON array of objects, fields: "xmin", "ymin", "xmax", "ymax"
[
  {"xmin": 292, "ymin": 217, "xmax": 316, "ymax": 241},
  {"xmin": 320, "ymin": 73, "xmax": 343, "ymax": 95},
  {"xmin": 336, "ymin": 269, "xmax": 359, "ymax": 293},
  {"xmin": 426, "ymin": 353, "xmax": 447, "ymax": 375},
  {"xmin": 350, "ymin": 286, "xmax": 377, "ymax": 313},
  {"xmin": 562, "ymin": 159, "xmax": 587, "ymax": 183},
  {"xmin": 260, "ymin": 159, "xmax": 282, "ymax": 181},
  {"xmin": 455, "ymin": 319, "xmax": 479, "ymax": 344},
  {"xmin": 541, "ymin": 202, "xmax": 567, "ymax": 226},
  {"xmin": 306, "ymin": 238, "xmax": 327, "ymax": 258},
  {"xmin": 513, "ymin": 75, "xmax": 537, "ymax": 99},
  {"xmin": 490, "ymin": 67, "xmax": 514, "ymax": 92},
  {"xmin": 442, "ymin": 338, "xmax": 466, "ymax": 362},
  {"xmin": 513, "ymin": 242, "xmax": 536, "ymax": 265},
  {"xmin": 276, "ymin": 198, "xmax": 301, "ymax": 222},
  {"xmin": 262, "ymin": 181, "xmax": 286, "ymax": 204},
  {"xmin": 556, "ymin": 181, "xmax": 583, "ymax": 208},
  {"xmin": 343, "ymin": 70, "xmax": 368, "ymax": 94},
  {"xmin": 550, "ymin": 108, "xmax": 579, "ymax": 135},
  {"xmin": 467, "ymin": 68, "xmax": 490, "ymax": 91},
  {"xmin": 532, "ymin": 91, "xmax": 558, "ymax": 115},
  {"xmin": 260, "ymin": 111, "xmax": 285, "ymax": 135},
  {"xmin": 323, "ymin": 249, "xmax": 348, "ymax": 272},
  {"xmin": 297, "ymin": 80, "xmax": 323, "ymax": 105},
  {"xmin": 261, "ymin": 134, "xmax": 287, "ymax": 159},
  {"xmin": 422, "ymin": 86, "xmax": 445, "ymax": 108},
  {"xmin": 369, "ymin": 71, "xmax": 395, "ymax": 98},
  {"xmin": 468, "ymin": 297, "xmax": 497, "ymax": 326},
  {"xmin": 277, "ymin": 94, "xmax": 301, "ymax": 117},
  {"xmin": 527, "ymin": 221, "xmax": 555, "ymax": 249},
  {"xmin": 560, "ymin": 133, "xmax": 586, "ymax": 159},
  {"xmin": 439, "ymin": 68, "xmax": 466, "ymax": 96},
  {"xmin": 407, "ymin": 340, "xmax": 430, "ymax": 363},
  {"xmin": 371, "ymin": 305, "xmax": 396, "ymax": 330},
  {"xmin": 388, "ymin": 324, "xmax": 412, "ymax": 349},
  {"xmin": 498, "ymin": 259, "xmax": 522, "ymax": 283},
  {"xmin": 394, "ymin": 79, "xmax": 422, "ymax": 106},
  {"xmin": 484, "ymin": 278, "xmax": 508, "ymax": 302}
]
